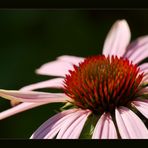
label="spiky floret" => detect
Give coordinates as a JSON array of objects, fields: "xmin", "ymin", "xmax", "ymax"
[{"xmin": 64, "ymin": 55, "xmax": 144, "ymax": 114}]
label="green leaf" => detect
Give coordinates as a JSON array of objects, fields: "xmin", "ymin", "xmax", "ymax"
[{"xmin": 79, "ymin": 114, "xmax": 100, "ymax": 139}]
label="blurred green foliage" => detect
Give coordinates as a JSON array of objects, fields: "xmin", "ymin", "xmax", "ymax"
[{"xmin": 0, "ymin": 10, "xmax": 148, "ymax": 138}]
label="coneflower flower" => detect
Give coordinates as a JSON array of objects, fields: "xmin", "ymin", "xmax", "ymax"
[{"xmin": 0, "ymin": 19, "xmax": 147, "ymax": 139}]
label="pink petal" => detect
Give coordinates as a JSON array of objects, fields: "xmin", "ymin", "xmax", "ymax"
[
  {"xmin": 56, "ymin": 111, "xmax": 85, "ymax": 139},
  {"xmin": 102, "ymin": 20, "xmax": 131, "ymax": 57},
  {"xmin": 139, "ymin": 63, "xmax": 148, "ymax": 83},
  {"xmin": 0, "ymin": 102, "xmax": 47, "ymax": 120},
  {"xmin": 36, "ymin": 60, "xmax": 74, "ymax": 77},
  {"xmin": 92, "ymin": 113, "xmax": 117, "ymax": 139},
  {"xmin": 20, "ymin": 78, "xmax": 64, "ymax": 91},
  {"xmin": 139, "ymin": 63, "xmax": 148, "ymax": 79},
  {"xmin": 124, "ymin": 36, "xmax": 148, "ymax": 57},
  {"xmin": 55, "ymin": 112, "xmax": 85, "ymax": 139},
  {"xmin": 30, "ymin": 109, "xmax": 81, "ymax": 139},
  {"xmin": 59, "ymin": 110, "xmax": 91, "ymax": 139},
  {"xmin": 132, "ymin": 99, "xmax": 148, "ymax": 119},
  {"xmin": 67, "ymin": 111, "xmax": 91, "ymax": 139},
  {"xmin": 139, "ymin": 63, "xmax": 148, "ymax": 73},
  {"xmin": 115, "ymin": 107, "xmax": 148, "ymax": 139},
  {"xmin": 143, "ymin": 75, "xmax": 148, "ymax": 83},
  {"xmin": 0, "ymin": 89, "xmax": 70, "ymax": 103},
  {"xmin": 57, "ymin": 55, "xmax": 84, "ymax": 65},
  {"xmin": 44, "ymin": 111, "xmax": 83, "ymax": 139},
  {"xmin": 124, "ymin": 36, "xmax": 148, "ymax": 64}
]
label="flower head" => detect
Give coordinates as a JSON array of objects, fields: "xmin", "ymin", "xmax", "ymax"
[
  {"xmin": 0, "ymin": 19, "xmax": 148, "ymax": 139},
  {"xmin": 64, "ymin": 55, "xmax": 143, "ymax": 114}
]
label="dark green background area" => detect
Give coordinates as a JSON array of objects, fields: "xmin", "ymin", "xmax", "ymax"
[{"xmin": 0, "ymin": 10, "xmax": 148, "ymax": 139}]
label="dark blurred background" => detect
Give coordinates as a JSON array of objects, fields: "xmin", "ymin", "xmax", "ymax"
[{"xmin": 0, "ymin": 9, "xmax": 148, "ymax": 138}]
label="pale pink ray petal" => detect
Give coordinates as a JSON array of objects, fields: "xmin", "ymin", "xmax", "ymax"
[
  {"xmin": 92, "ymin": 113, "xmax": 117, "ymax": 139},
  {"xmin": 20, "ymin": 78, "xmax": 64, "ymax": 91},
  {"xmin": 67, "ymin": 111, "xmax": 91, "ymax": 139},
  {"xmin": 139, "ymin": 63, "xmax": 148, "ymax": 82},
  {"xmin": 0, "ymin": 102, "xmax": 47, "ymax": 120},
  {"xmin": 36, "ymin": 60, "xmax": 74, "ymax": 77},
  {"xmin": 124, "ymin": 36, "xmax": 148, "ymax": 57},
  {"xmin": 43, "ymin": 124, "xmax": 61, "ymax": 139},
  {"xmin": 102, "ymin": 20, "xmax": 131, "ymax": 57},
  {"xmin": 30, "ymin": 109, "xmax": 80, "ymax": 139},
  {"xmin": 132, "ymin": 99, "xmax": 148, "ymax": 119},
  {"xmin": 115, "ymin": 107, "xmax": 148, "ymax": 139},
  {"xmin": 59, "ymin": 110, "xmax": 91, "ymax": 139},
  {"xmin": 59, "ymin": 113, "xmax": 87, "ymax": 139},
  {"xmin": 56, "ymin": 110, "xmax": 86, "ymax": 139},
  {"xmin": 44, "ymin": 110, "xmax": 88, "ymax": 139},
  {"xmin": 124, "ymin": 36, "xmax": 148, "ymax": 64},
  {"xmin": 115, "ymin": 108, "xmax": 130, "ymax": 138},
  {"xmin": 0, "ymin": 89, "xmax": 70, "ymax": 103},
  {"xmin": 57, "ymin": 55, "xmax": 84, "ymax": 65},
  {"xmin": 139, "ymin": 63, "xmax": 148, "ymax": 84},
  {"xmin": 143, "ymin": 75, "xmax": 148, "ymax": 83},
  {"xmin": 139, "ymin": 63, "xmax": 148, "ymax": 73},
  {"xmin": 47, "ymin": 112, "xmax": 82, "ymax": 139},
  {"xmin": 140, "ymin": 74, "xmax": 148, "ymax": 84}
]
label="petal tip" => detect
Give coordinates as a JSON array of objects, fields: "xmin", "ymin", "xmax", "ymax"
[{"xmin": 116, "ymin": 19, "xmax": 128, "ymax": 26}]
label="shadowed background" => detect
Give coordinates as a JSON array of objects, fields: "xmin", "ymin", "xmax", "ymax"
[{"xmin": 0, "ymin": 9, "xmax": 148, "ymax": 138}]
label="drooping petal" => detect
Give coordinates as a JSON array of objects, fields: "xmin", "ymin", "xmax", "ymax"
[
  {"xmin": 115, "ymin": 106, "xmax": 148, "ymax": 139},
  {"xmin": 20, "ymin": 78, "xmax": 64, "ymax": 91},
  {"xmin": 132, "ymin": 99, "xmax": 148, "ymax": 119},
  {"xmin": 36, "ymin": 60, "xmax": 74, "ymax": 77},
  {"xmin": 143, "ymin": 75, "xmax": 148, "ymax": 83},
  {"xmin": 124, "ymin": 36, "xmax": 148, "ymax": 64},
  {"xmin": 140, "ymin": 72, "xmax": 148, "ymax": 84},
  {"xmin": 56, "ymin": 111, "xmax": 85, "ymax": 139},
  {"xmin": 57, "ymin": 55, "xmax": 84, "ymax": 65},
  {"xmin": 0, "ymin": 102, "xmax": 47, "ymax": 120},
  {"xmin": 58, "ymin": 110, "xmax": 91, "ymax": 139},
  {"xmin": 139, "ymin": 63, "xmax": 148, "ymax": 83},
  {"xmin": 92, "ymin": 113, "xmax": 117, "ymax": 139},
  {"xmin": 30, "ymin": 109, "xmax": 83, "ymax": 139},
  {"xmin": 53, "ymin": 111, "xmax": 85, "ymax": 139},
  {"xmin": 43, "ymin": 111, "xmax": 85, "ymax": 139},
  {"xmin": 139, "ymin": 63, "xmax": 148, "ymax": 73},
  {"xmin": 30, "ymin": 109, "xmax": 77, "ymax": 139},
  {"xmin": 45, "ymin": 110, "xmax": 89, "ymax": 139},
  {"xmin": 103, "ymin": 20, "xmax": 131, "ymax": 57},
  {"xmin": 0, "ymin": 89, "xmax": 70, "ymax": 103},
  {"xmin": 66, "ymin": 113, "xmax": 90, "ymax": 139},
  {"xmin": 139, "ymin": 63, "xmax": 148, "ymax": 79}
]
